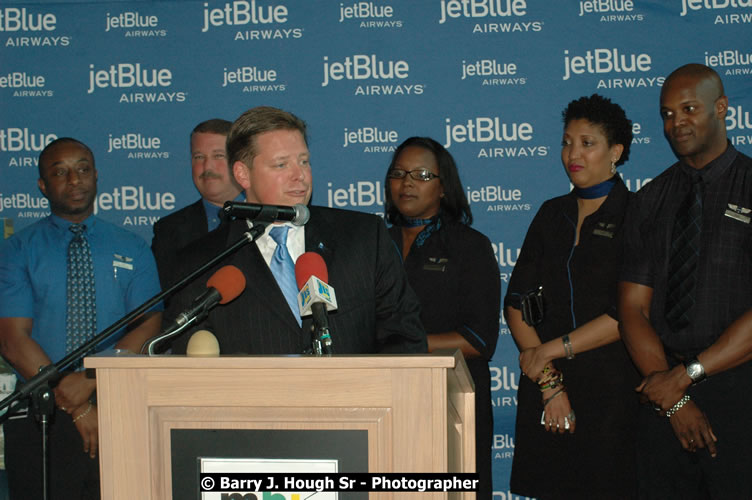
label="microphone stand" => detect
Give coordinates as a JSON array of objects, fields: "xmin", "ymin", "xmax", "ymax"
[
  {"xmin": 0, "ymin": 222, "xmax": 268, "ymax": 500},
  {"xmin": 311, "ymin": 307, "xmax": 334, "ymax": 356}
]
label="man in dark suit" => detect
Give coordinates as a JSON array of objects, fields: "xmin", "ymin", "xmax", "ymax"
[
  {"xmin": 167, "ymin": 106, "xmax": 426, "ymax": 355},
  {"xmin": 151, "ymin": 119, "xmax": 243, "ymax": 287}
]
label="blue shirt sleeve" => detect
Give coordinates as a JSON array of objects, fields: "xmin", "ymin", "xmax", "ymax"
[{"xmin": 0, "ymin": 236, "xmax": 34, "ymax": 319}]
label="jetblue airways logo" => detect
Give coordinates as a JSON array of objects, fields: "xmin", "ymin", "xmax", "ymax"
[
  {"xmin": 201, "ymin": 1, "xmax": 289, "ymax": 31},
  {"xmin": 322, "ymin": 55, "xmax": 408, "ymax": 86},
  {"xmin": 444, "ymin": 116, "xmax": 548, "ymax": 159},
  {"xmin": 439, "ymin": 0, "xmax": 527, "ymax": 23},
  {"xmin": 461, "ymin": 59, "xmax": 526, "ymax": 86},
  {"xmin": 579, "ymin": 0, "xmax": 635, "ymax": 15},
  {"xmin": 106, "ymin": 11, "xmax": 158, "ymax": 31},
  {"xmin": 1, "ymin": 8, "xmax": 71, "ymax": 47},
  {"xmin": 327, "ymin": 181, "xmax": 384, "ymax": 211},
  {"xmin": 705, "ymin": 49, "xmax": 752, "ymax": 75},
  {"xmin": 0, "ymin": 72, "xmax": 53, "ymax": 97},
  {"xmin": 0, "ymin": 128, "xmax": 56, "ymax": 152},
  {"xmin": 88, "ymin": 63, "xmax": 172, "ymax": 93},
  {"xmin": 577, "ymin": 0, "xmax": 644, "ymax": 21},
  {"xmin": 339, "ymin": 2, "xmax": 393, "ymax": 21},
  {"xmin": 0, "ymin": 8, "xmax": 56, "ymax": 31},
  {"xmin": 107, "ymin": 133, "xmax": 169, "ymax": 159},
  {"xmin": 444, "ymin": 117, "xmax": 532, "ymax": 148},
  {"xmin": 222, "ymin": 66, "xmax": 285, "ymax": 93},
  {"xmin": 338, "ymin": 1, "xmax": 403, "ymax": 28},
  {"xmin": 727, "ymin": 105, "xmax": 751, "ymax": 131},
  {"xmin": 462, "ymin": 59, "xmax": 517, "ymax": 79},
  {"xmin": 87, "ymin": 63, "xmax": 187, "ymax": 103},
  {"xmin": 563, "ymin": 48, "xmax": 651, "ymax": 80},
  {"xmin": 680, "ymin": 0, "xmax": 752, "ymax": 16},
  {"xmin": 343, "ymin": 127, "xmax": 398, "ymax": 152},
  {"xmin": 105, "ymin": 11, "xmax": 166, "ymax": 36},
  {"xmin": 322, "ymin": 55, "xmax": 423, "ymax": 96}
]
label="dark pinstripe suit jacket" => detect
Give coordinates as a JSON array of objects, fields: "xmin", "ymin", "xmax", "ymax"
[
  {"xmin": 151, "ymin": 199, "xmax": 208, "ymax": 288},
  {"xmin": 166, "ymin": 206, "xmax": 427, "ymax": 355}
]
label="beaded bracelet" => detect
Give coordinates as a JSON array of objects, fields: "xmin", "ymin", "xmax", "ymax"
[
  {"xmin": 536, "ymin": 366, "xmax": 559, "ymax": 385},
  {"xmin": 665, "ymin": 395, "xmax": 691, "ymax": 418},
  {"xmin": 72, "ymin": 402, "xmax": 93, "ymax": 423},
  {"xmin": 539, "ymin": 373, "xmax": 564, "ymax": 391},
  {"xmin": 538, "ymin": 368, "xmax": 564, "ymax": 391}
]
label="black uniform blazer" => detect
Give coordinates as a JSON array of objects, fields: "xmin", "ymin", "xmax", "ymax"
[{"xmin": 151, "ymin": 199, "xmax": 208, "ymax": 287}]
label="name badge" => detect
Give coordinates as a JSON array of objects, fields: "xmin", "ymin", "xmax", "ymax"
[
  {"xmin": 113, "ymin": 253, "xmax": 133, "ymax": 267},
  {"xmin": 592, "ymin": 222, "xmax": 616, "ymax": 238},
  {"xmin": 724, "ymin": 203, "xmax": 751, "ymax": 224},
  {"xmin": 423, "ymin": 257, "xmax": 448, "ymax": 272}
]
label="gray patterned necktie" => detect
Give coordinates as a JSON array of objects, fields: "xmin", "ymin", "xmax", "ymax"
[
  {"xmin": 66, "ymin": 223, "xmax": 97, "ymax": 356},
  {"xmin": 665, "ymin": 173, "xmax": 704, "ymax": 332},
  {"xmin": 269, "ymin": 226, "xmax": 301, "ymax": 326}
]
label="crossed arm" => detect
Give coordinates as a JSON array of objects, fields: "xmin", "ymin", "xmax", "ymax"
[
  {"xmin": 618, "ymin": 281, "xmax": 752, "ymax": 457},
  {"xmin": 0, "ymin": 312, "xmax": 161, "ymax": 458},
  {"xmin": 505, "ymin": 305, "xmax": 622, "ymax": 434}
]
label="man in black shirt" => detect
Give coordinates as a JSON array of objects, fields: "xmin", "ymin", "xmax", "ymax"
[{"xmin": 619, "ymin": 63, "xmax": 752, "ymax": 498}]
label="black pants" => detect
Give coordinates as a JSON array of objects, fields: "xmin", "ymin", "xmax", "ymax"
[
  {"xmin": 636, "ymin": 362, "xmax": 752, "ymax": 499},
  {"xmin": 5, "ymin": 409, "xmax": 99, "ymax": 500}
]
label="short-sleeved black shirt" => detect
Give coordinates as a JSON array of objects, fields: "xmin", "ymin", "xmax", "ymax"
[{"xmin": 622, "ymin": 144, "xmax": 752, "ymax": 357}]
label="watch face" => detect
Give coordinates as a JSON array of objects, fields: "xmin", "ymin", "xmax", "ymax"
[{"xmin": 687, "ymin": 362, "xmax": 704, "ymax": 380}]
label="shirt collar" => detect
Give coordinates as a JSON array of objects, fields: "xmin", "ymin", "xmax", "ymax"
[
  {"xmin": 202, "ymin": 193, "xmax": 245, "ymax": 231},
  {"xmin": 48, "ymin": 212, "xmax": 97, "ymax": 236},
  {"xmin": 678, "ymin": 141, "xmax": 737, "ymax": 185}
]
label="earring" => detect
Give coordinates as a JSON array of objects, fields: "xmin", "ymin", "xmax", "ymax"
[{"xmin": 610, "ymin": 161, "xmax": 616, "ymax": 175}]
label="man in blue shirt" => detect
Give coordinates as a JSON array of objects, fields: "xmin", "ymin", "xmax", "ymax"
[
  {"xmin": 0, "ymin": 137, "xmax": 162, "ymax": 500},
  {"xmin": 151, "ymin": 118, "xmax": 244, "ymax": 288}
]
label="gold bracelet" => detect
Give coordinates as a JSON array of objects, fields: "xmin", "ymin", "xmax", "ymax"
[{"xmin": 72, "ymin": 402, "xmax": 93, "ymax": 423}]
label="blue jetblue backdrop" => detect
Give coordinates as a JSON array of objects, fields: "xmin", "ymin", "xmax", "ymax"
[{"xmin": 2, "ymin": 1, "xmax": 751, "ymax": 496}]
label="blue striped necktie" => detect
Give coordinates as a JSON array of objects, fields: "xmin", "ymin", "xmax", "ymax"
[
  {"xmin": 66, "ymin": 223, "xmax": 97, "ymax": 359},
  {"xmin": 269, "ymin": 226, "xmax": 301, "ymax": 326}
]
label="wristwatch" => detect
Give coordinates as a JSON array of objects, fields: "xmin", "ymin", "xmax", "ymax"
[{"xmin": 684, "ymin": 358, "xmax": 706, "ymax": 385}]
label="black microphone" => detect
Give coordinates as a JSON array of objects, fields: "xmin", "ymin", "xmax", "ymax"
[
  {"xmin": 142, "ymin": 265, "xmax": 246, "ymax": 354},
  {"xmin": 222, "ymin": 202, "xmax": 310, "ymax": 226}
]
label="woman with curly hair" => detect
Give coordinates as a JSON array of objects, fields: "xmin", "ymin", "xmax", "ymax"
[{"xmin": 505, "ymin": 94, "xmax": 640, "ymax": 499}]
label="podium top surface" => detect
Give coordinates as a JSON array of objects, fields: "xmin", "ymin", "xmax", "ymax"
[{"xmin": 84, "ymin": 350, "xmax": 464, "ymax": 370}]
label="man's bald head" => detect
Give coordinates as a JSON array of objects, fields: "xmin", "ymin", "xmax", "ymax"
[{"xmin": 659, "ymin": 63, "xmax": 728, "ymax": 169}]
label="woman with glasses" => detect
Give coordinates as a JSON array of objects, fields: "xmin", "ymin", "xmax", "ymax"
[
  {"xmin": 504, "ymin": 95, "xmax": 639, "ymax": 499},
  {"xmin": 385, "ymin": 136, "xmax": 500, "ymax": 498}
]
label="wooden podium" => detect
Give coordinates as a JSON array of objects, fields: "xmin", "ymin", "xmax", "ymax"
[{"xmin": 85, "ymin": 350, "xmax": 476, "ymax": 499}]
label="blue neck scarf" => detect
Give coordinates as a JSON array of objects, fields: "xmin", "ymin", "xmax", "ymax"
[
  {"xmin": 402, "ymin": 216, "xmax": 434, "ymax": 227},
  {"xmin": 397, "ymin": 214, "xmax": 442, "ymax": 248},
  {"xmin": 573, "ymin": 176, "xmax": 617, "ymax": 199}
]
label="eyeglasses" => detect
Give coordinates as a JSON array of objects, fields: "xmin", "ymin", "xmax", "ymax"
[{"xmin": 387, "ymin": 168, "xmax": 440, "ymax": 182}]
